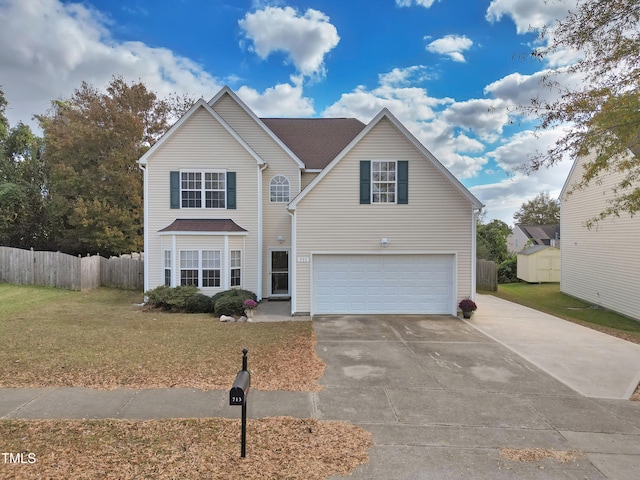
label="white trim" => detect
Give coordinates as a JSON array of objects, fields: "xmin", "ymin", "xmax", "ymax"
[
  {"xmin": 471, "ymin": 207, "xmax": 481, "ymax": 301},
  {"xmin": 230, "ymin": 249, "xmax": 242, "ymax": 288},
  {"xmin": 289, "ymin": 210, "xmax": 297, "ymax": 315},
  {"xmin": 138, "ymin": 98, "xmax": 264, "ymax": 167},
  {"xmin": 223, "ymin": 236, "xmax": 229, "ymax": 290},
  {"xmin": 178, "ymin": 169, "xmax": 228, "ymax": 209},
  {"xmin": 172, "ymin": 235, "xmax": 177, "ymax": 287},
  {"xmin": 178, "ymin": 249, "xmax": 222, "ymax": 288},
  {"xmin": 139, "ymin": 163, "xmax": 149, "ymax": 294},
  {"xmin": 309, "ymin": 252, "xmax": 458, "ymax": 316},
  {"xmin": 257, "ymin": 163, "xmax": 268, "ymax": 301},
  {"xmin": 371, "ymin": 160, "xmax": 398, "ymax": 204},
  {"xmin": 208, "ymin": 87, "xmax": 305, "ymax": 169},
  {"xmin": 269, "ymin": 174, "xmax": 291, "ymax": 203},
  {"xmin": 288, "ymin": 108, "xmax": 483, "ymax": 211}
]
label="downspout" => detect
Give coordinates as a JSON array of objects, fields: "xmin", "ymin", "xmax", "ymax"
[
  {"xmin": 471, "ymin": 207, "xmax": 482, "ymax": 302},
  {"xmin": 287, "ymin": 206, "xmax": 296, "ymax": 316},
  {"xmin": 257, "ymin": 162, "xmax": 268, "ymax": 301}
]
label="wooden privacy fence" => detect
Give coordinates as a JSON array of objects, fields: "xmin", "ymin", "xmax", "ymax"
[
  {"xmin": 0, "ymin": 246, "xmax": 144, "ymax": 291},
  {"xmin": 477, "ymin": 259, "xmax": 498, "ymax": 292}
]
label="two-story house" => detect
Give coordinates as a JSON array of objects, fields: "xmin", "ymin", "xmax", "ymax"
[{"xmin": 138, "ymin": 87, "xmax": 483, "ymax": 316}]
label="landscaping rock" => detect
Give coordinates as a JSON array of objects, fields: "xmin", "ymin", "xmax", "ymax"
[{"xmin": 220, "ymin": 315, "xmax": 235, "ymax": 322}]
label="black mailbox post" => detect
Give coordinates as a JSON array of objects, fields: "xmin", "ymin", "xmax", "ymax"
[{"xmin": 229, "ymin": 348, "xmax": 250, "ymax": 457}]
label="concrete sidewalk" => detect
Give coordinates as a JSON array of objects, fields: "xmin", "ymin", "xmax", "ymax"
[{"xmin": 470, "ymin": 294, "xmax": 640, "ymax": 399}]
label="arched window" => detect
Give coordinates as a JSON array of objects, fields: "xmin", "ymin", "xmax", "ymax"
[{"xmin": 270, "ymin": 175, "xmax": 290, "ymax": 202}]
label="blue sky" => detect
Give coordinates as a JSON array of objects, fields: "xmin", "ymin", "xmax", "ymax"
[{"xmin": 0, "ymin": 0, "xmax": 578, "ymax": 224}]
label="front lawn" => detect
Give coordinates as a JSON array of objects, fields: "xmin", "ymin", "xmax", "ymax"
[
  {"xmin": 0, "ymin": 418, "xmax": 372, "ymax": 480},
  {"xmin": 485, "ymin": 283, "xmax": 640, "ymax": 344},
  {"xmin": 0, "ymin": 285, "xmax": 324, "ymax": 390}
]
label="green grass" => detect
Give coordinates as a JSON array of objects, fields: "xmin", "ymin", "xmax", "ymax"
[
  {"xmin": 484, "ymin": 283, "xmax": 640, "ymax": 343},
  {"xmin": 0, "ymin": 285, "xmax": 321, "ymax": 390}
]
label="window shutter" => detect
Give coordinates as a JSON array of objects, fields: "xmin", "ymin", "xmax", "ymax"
[
  {"xmin": 397, "ymin": 161, "xmax": 408, "ymax": 204},
  {"xmin": 170, "ymin": 171, "xmax": 180, "ymax": 209},
  {"xmin": 360, "ymin": 161, "xmax": 371, "ymax": 204},
  {"xmin": 227, "ymin": 172, "xmax": 236, "ymax": 209}
]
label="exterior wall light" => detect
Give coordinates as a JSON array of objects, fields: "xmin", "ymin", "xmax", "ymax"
[
  {"xmin": 380, "ymin": 238, "xmax": 390, "ymax": 247},
  {"xmin": 277, "ymin": 236, "xmax": 285, "ymax": 244}
]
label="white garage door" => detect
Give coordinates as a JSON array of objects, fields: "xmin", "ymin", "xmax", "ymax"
[{"xmin": 313, "ymin": 254, "xmax": 454, "ymax": 314}]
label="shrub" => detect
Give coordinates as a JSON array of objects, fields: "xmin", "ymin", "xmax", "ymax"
[
  {"xmin": 214, "ymin": 296, "xmax": 247, "ymax": 317},
  {"xmin": 185, "ymin": 293, "xmax": 214, "ymax": 313},
  {"xmin": 498, "ymin": 256, "xmax": 518, "ymax": 284},
  {"xmin": 212, "ymin": 288, "xmax": 258, "ymax": 317},
  {"xmin": 145, "ymin": 285, "xmax": 199, "ymax": 312}
]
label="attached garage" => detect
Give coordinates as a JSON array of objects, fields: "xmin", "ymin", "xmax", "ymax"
[{"xmin": 312, "ymin": 254, "xmax": 455, "ymax": 315}]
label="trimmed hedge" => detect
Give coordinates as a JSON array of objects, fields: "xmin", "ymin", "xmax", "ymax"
[{"xmin": 145, "ymin": 286, "xmax": 257, "ymax": 316}]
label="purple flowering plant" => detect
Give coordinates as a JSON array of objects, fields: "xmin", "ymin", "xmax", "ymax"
[
  {"xmin": 458, "ymin": 298, "xmax": 477, "ymax": 312},
  {"xmin": 243, "ymin": 299, "xmax": 258, "ymax": 309}
]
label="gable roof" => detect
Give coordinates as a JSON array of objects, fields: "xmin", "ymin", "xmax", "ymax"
[
  {"xmin": 208, "ymin": 87, "xmax": 306, "ymax": 170},
  {"xmin": 516, "ymin": 224, "xmax": 560, "ymax": 245},
  {"xmin": 261, "ymin": 118, "xmax": 366, "ymax": 170},
  {"xmin": 288, "ymin": 108, "xmax": 483, "ymax": 210},
  {"xmin": 138, "ymin": 99, "xmax": 264, "ymax": 167}
]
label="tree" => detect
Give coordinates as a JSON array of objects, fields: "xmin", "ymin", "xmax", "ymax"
[
  {"xmin": 513, "ymin": 192, "xmax": 560, "ymax": 225},
  {"xmin": 521, "ymin": 0, "xmax": 640, "ymax": 222},
  {"xmin": 476, "ymin": 219, "xmax": 511, "ymax": 264},
  {"xmin": 37, "ymin": 77, "xmax": 192, "ymax": 256},
  {"xmin": 0, "ymin": 88, "xmax": 49, "ymax": 249}
]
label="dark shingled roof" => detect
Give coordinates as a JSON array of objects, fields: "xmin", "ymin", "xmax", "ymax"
[
  {"xmin": 261, "ymin": 118, "xmax": 367, "ymax": 170},
  {"xmin": 518, "ymin": 224, "xmax": 560, "ymax": 246},
  {"xmin": 159, "ymin": 219, "xmax": 247, "ymax": 233}
]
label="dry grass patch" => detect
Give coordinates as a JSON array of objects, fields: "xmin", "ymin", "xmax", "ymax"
[
  {"xmin": 0, "ymin": 286, "xmax": 324, "ymax": 391},
  {"xmin": 500, "ymin": 448, "xmax": 580, "ymax": 463},
  {"xmin": 0, "ymin": 417, "xmax": 372, "ymax": 479},
  {"xmin": 632, "ymin": 384, "xmax": 640, "ymax": 401}
]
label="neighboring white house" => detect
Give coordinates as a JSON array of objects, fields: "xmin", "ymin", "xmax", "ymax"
[
  {"xmin": 507, "ymin": 224, "xmax": 560, "ymax": 254},
  {"xmin": 138, "ymin": 87, "xmax": 484, "ymax": 316},
  {"xmin": 560, "ymin": 150, "xmax": 640, "ymax": 321},
  {"xmin": 517, "ymin": 246, "xmax": 561, "ymax": 283}
]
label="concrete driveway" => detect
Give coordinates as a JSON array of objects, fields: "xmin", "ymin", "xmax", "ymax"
[{"xmin": 313, "ymin": 314, "xmax": 640, "ymax": 479}]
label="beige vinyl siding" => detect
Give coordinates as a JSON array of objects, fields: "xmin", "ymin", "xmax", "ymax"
[
  {"xmin": 301, "ymin": 172, "xmax": 319, "ymax": 189},
  {"xmin": 213, "ymin": 93, "xmax": 301, "ymax": 298},
  {"xmin": 561, "ymin": 152, "xmax": 640, "ymax": 320},
  {"xmin": 294, "ymin": 118, "xmax": 474, "ymax": 314},
  {"xmin": 145, "ymin": 106, "xmax": 260, "ymax": 295}
]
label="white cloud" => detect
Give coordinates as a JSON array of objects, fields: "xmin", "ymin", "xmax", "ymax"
[
  {"xmin": 379, "ymin": 65, "xmax": 433, "ymax": 87},
  {"xmin": 426, "ymin": 35, "xmax": 473, "ymax": 62},
  {"xmin": 323, "ymin": 73, "xmax": 492, "ymax": 179},
  {"xmin": 238, "ymin": 6, "xmax": 340, "ymax": 78},
  {"xmin": 0, "ymin": 0, "xmax": 221, "ymax": 128},
  {"xmin": 485, "ymin": 0, "xmax": 573, "ymax": 34},
  {"xmin": 396, "ymin": 0, "xmax": 438, "ymax": 7},
  {"xmin": 470, "ymin": 163, "xmax": 571, "ymax": 225},
  {"xmin": 472, "ymin": 126, "xmax": 571, "ymax": 224},
  {"xmin": 237, "ymin": 76, "xmax": 315, "ymax": 117},
  {"xmin": 441, "ymin": 98, "xmax": 510, "ymax": 142}
]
